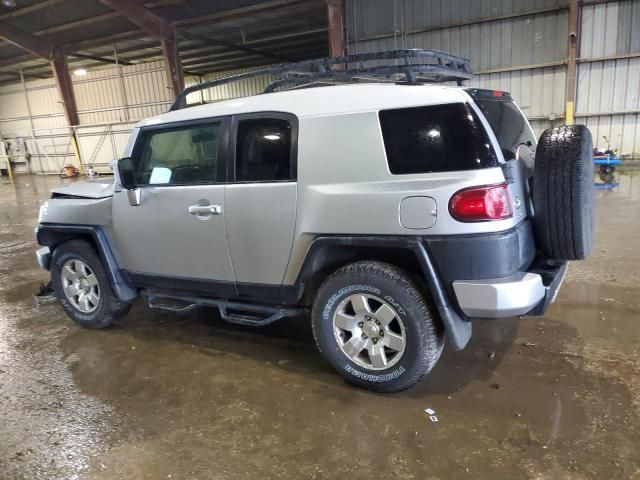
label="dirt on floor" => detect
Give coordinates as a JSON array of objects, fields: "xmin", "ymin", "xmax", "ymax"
[{"xmin": 0, "ymin": 171, "xmax": 639, "ymax": 480}]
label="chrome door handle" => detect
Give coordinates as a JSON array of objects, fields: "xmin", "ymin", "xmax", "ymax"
[{"xmin": 188, "ymin": 205, "xmax": 222, "ymax": 215}]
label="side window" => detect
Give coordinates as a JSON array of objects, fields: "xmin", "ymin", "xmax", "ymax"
[
  {"xmin": 134, "ymin": 122, "xmax": 223, "ymax": 185},
  {"xmin": 379, "ymin": 103, "xmax": 499, "ymax": 174},
  {"xmin": 235, "ymin": 117, "xmax": 294, "ymax": 182}
]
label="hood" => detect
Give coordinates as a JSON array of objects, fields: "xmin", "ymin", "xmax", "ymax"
[{"xmin": 51, "ymin": 180, "xmax": 115, "ymax": 199}]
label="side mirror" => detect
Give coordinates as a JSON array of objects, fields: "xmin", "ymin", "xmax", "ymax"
[{"xmin": 115, "ymin": 157, "xmax": 141, "ymax": 206}]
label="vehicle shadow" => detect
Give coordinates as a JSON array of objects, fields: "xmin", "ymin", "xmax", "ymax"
[{"xmin": 119, "ymin": 299, "xmax": 519, "ymax": 395}]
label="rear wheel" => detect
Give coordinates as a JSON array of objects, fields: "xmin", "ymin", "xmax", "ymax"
[
  {"xmin": 51, "ymin": 239, "xmax": 130, "ymax": 329},
  {"xmin": 533, "ymin": 125, "xmax": 594, "ymax": 260},
  {"xmin": 311, "ymin": 261, "xmax": 443, "ymax": 393}
]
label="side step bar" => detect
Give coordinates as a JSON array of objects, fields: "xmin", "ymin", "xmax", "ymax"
[{"xmin": 145, "ymin": 291, "xmax": 307, "ymax": 327}]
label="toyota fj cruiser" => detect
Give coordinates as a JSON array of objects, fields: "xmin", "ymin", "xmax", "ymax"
[{"xmin": 35, "ymin": 51, "xmax": 594, "ymax": 392}]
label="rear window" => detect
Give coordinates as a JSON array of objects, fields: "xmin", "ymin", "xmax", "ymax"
[
  {"xmin": 378, "ymin": 103, "xmax": 498, "ymax": 175},
  {"xmin": 474, "ymin": 99, "xmax": 536, "ymax": 156}
]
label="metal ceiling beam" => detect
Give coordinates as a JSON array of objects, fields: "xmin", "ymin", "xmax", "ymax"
[
  {"xmin": 326, "ymin": 0, "xmax": 345, "ymax": 57},
  {"xmin": 0, "ymin": 0, "xmax": 66, "ymax": 20},
  {"xmin": 174, "ymin": 0, "xmax": 319, "ymax": 28},
  {"xmin": 0, "ymin": 68, "xmax": 48, "ymax": 80},
  {"xmin": 0, "ymin": 20, "xmax": 79, "ymax": 128},
  {"xmin": 69, "ymin": 52, "xmax": 133, "ymax": 66},
  {"xmin": 99, "ymin": 0, "xmax": 184, "ymax": 97},
  {"xmin": 177, "ymin": 30, "xmax": 293, "ymax": 63},
  {"xmin": 0, "ymin": 19, "xmax": 58, "ymax": 60},
  {"xmin": 181, "ymin": 37, "xmax": 326, "ymax": 67},
  {"xmin": 67, "ymin": 29, "xmax": 148, "ymax": 52}
]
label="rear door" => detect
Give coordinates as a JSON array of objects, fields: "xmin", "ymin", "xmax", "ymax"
[
  {"xmin": 468, "ymin": 89, "xmax": 538, "ymax": 221},
  {"xmin": 224, "ymin": 112, "xmax": 298, "ymax": 295},
  {"xmin": 112, "ymin": 117, "xmax": 236, "ymax": 293}
]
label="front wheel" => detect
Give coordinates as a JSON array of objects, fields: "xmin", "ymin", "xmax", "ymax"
[
  {"xmin": 51, "ymin": 239, "xmax": 130, "ymax": 329},
  {"xmin": 311, "ymin": 261, "xmax": 443, "ymax": 393}
]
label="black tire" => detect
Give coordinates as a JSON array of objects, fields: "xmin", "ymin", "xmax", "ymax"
[
  {"xmin": 311, "ymin": 261, "xmax": 443, "ymax": 393},
  {"xmin": 51, "ymin": 239, "xmax": 130, "ymax": 329},
  {"xmin": 533, "ymin": 125, "xmax": 594, "ymax": 261}
]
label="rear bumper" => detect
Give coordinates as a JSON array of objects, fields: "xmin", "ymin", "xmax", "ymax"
[{"xmin": 452, "ymin": 260, "xmax": 567, "ymax": 318}]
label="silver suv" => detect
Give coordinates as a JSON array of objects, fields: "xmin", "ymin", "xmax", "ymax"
[{"xmin": 35, "ymin": 51, "xmax": 594, "ymax": 392}]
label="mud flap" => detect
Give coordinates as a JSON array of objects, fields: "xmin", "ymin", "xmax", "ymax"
[{"xmin": 412, "ymin": 242, "xmax": 472, "ymax": 351}]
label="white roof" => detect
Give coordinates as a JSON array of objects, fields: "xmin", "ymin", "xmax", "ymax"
[{"xmin": 136, "ymin": 83, "xmax": 469, "ymax": 128}]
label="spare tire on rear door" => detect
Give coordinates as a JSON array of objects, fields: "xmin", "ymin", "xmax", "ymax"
[{"xmin": 533, "ymin": 125, "xmax": 594, "ymax": 261}]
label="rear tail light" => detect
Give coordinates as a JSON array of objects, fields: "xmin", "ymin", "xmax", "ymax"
[{"xmin": 449, "ymin": 184, "xmax": 512, "ymax": 222}]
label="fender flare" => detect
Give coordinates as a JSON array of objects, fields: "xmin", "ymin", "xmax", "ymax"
[
  {"xmin": 36, "ymin": 224, "xmax": 138, "ymax": 303},
  {"xmin": 296, "ymin": 236, "xmax": 472, "ymax": 350}
]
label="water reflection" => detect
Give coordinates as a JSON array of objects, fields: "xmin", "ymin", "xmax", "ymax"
[{"xmin": 594, "ymin": 166, "xmax": 640, "ymax": 198}]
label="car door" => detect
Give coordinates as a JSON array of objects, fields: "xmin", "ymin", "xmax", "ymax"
[
  {"xmin": 112, "ymin": 117, "xmax": 236, "ymax": 295},
  {"xmin": 224, "ymin": 112, "xmax": 298, "ymax": 297}
]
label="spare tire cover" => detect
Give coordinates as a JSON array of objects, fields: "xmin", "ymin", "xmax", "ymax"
[{"xmin": 533, "ymin": 125, "xmax": 594, "ymax": 261}]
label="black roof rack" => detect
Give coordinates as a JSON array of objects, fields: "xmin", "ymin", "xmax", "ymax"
[{"xmin": 170, "ymin": 49, "xmax": 472, "ymax": 111}]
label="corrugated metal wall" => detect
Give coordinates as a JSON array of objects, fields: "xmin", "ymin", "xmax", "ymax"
[
  {"xmin": 347, "ymin": 0, "xmax": 640, "ymax": 158},
  {"xmin": 0, "ymin": 60, "xmax": 273, "ymax": 174},
  {"xmin": 577, "ymin": 0, "xmax": 640, "ymax": 155},
  {"xmin": 0, "ymin": 61, "xmax": 176, "ymax": 173},
  {"xmin": 186, "ymin": 67, "xmax": 275, "ymax": 104},
  {"xmin": 2, "ymin": 0, "xmax": 639, "ymax": 174}
]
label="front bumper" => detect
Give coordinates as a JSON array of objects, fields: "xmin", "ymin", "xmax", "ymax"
[
  {"xmin": 452, "ymin": 260, "xmax": 567, "ymax": 318},
  {"xmin": 36, "ymin": 246, "xmax": 51, "ymax": 270}
]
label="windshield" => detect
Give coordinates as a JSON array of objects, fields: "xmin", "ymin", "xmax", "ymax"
[{"xmin": 474, "ymin": 99, "xmax": 536, "ymax": 157}]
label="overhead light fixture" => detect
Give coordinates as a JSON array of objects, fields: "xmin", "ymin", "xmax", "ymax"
[
  {"xmin": 73, "ymin": 68, "xmax": 87, "ymax": 76},
  {"xmin": 1, "ymin": 0, "xmax": 16, "ymax": 7},
  {"xmin": 263, "ymin": 134, "xmax": 280, "ymax": 140}
]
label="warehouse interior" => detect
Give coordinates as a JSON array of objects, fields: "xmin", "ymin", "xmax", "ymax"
[{"xmin": 1, "ymin": 0, "xmax": 639, "ymax": 479}]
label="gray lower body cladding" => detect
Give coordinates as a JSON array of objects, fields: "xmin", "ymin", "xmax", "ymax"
[{"xmin": 35, "ymin": 220, "xmax": 559, "ymax": 352}]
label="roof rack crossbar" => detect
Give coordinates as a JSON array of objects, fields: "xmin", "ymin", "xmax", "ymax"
[{"xmin": 170, "ymin": 49, "xmax": 472, "ymax": 111}]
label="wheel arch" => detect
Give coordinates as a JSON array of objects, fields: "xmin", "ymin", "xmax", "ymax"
[
  {"xmin": 37, "ymin": 224, "xmax": 138, "ymax": 302},
  {"xmin": 296, "ymin": 236, "xmax": 472, "ymax": 350}
]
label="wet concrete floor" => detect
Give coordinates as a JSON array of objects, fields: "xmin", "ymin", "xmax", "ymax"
[{"xmin": 0, "ymin": 172, "xmax": 639, "ymax": 479}]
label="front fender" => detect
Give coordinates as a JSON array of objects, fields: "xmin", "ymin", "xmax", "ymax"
[{"xmin": 36, "ymin": 224, "xmax": 137, "ymax": 303}]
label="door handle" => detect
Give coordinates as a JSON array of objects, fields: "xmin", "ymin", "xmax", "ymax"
[{"xmin": 188, "ymin": 204, "xmax": 222, "ymax": 215}]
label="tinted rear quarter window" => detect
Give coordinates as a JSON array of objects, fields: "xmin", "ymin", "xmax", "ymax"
[{"xmin": 379, "ymin": 103, "xmax": 498, "ymax": 174}]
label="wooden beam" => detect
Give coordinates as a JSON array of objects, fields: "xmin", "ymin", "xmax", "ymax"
[
  {"xmin": 100, "ymin": 0, "xmax": 184, "ymax": 97},
  {"xmin": 326, "ymin": 0, "xmax": 345, "ymax": 57}
]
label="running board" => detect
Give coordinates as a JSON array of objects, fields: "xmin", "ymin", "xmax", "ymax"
[{"xmin": 145, "ymin": 291, "xmax": 307, "ymax": 327}]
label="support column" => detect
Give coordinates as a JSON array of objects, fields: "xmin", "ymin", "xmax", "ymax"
[
  {"xmin": 566, "ymin": 0, "xmax": 579, "ymax": 125},
  {"xmin": 19, "ymin": 70, "xmax": 43, "ymax": 173},
  {"xmin": 160, "ymin": 24, "xmax": 184, "ymax": 98},
  {"xmin": 99, "ymin": 0, "xmax": 185, "ymax": 99},
  {"xmin": 327, "ymin": 0, "xmax": 345, "ymax": 57},
  {"xmin": 0, "ymin": 20, "xmax": 82, "ymax": 170}
]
